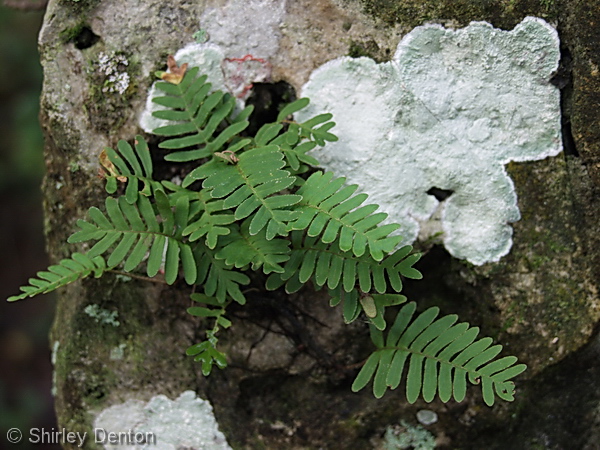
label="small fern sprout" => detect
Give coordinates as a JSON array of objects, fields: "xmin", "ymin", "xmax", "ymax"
[{"xmin": 7, "ymin": 56, "xmax": 526, "ymax": 407}]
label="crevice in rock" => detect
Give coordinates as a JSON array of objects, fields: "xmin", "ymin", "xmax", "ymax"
[
  {"xmin": 73, "ymin": 26, "xmax": 100, "ymax": 50},
  {"xmin": 552, "ymin": 44, "xmax": 579, "ymax": 157},
  {"xmin": 245, "ymin": 81, "xmax": 297, "ymax": 135},
  {"xmin": 562, "ymin": 120, "xmax": 578, "ymax": 157}
]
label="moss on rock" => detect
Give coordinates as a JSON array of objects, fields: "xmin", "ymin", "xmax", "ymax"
[{"xmin": 357, "ymin": 0, "xmax": 558, "ymax": 29}]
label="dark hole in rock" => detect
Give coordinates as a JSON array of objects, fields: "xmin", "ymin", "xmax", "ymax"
[
  {"xmin": 245, "ymin": 81, "xmax": 297, "ymax": 136},
  {"xmin": 550, "ymin": 45, "xmax": 572, "ymax": 90},
  {"xmin": 562, "ymin": 120, "xmax": 579, "ymax": 157},
  {"xmin": 551, "ymin": 45, "xmax": 579, "ymax": 157},
  {"xmin": 74, "ymin": 26, "xmax": 100, "ymax": 50},
  {"xmin": 427, "ymin": 187, "xmax": 454, "ymax": 201}
]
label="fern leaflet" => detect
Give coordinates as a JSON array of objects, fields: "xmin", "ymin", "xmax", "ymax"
[
  {"xmin": 68, "ymin": 192, "xmax": 195, "ymax": 284},
  {"xmin": 8, "ymin": 253, "xmax": 107, "ymax": 301},
  {"xmin": 215, "ymin": 220, "xmax": 291, "ymax": 274},
  {"xmin": 101, "ymin": 136, "xmax": 163, "ymax": 204},
  {"xmin": 329, "ymin": 289, "xmax": 407, "ymax": 330},
  {"xmin": 185, "ymin": 145, "xmax": 301, "ymax": 239},
  {"xmin": 152, "ymin": 67, "xmax": 253, "ymax": 162},
  {"xmin": 352, "ymin": 302, "xmax": 527, "ymax": 406},
  {"xmin": 288, "ymin": 171, "xmax": 403, "ymax": 261},
  {"xmin": 194, "ymin": 241, "xmax": 250, "ymax": 304}
]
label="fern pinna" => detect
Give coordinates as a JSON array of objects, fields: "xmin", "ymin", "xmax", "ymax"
[
  {"xmin": 8, "ymin": 56, "xmax": 526, "ymax": 405},
  {"xmin": 352, "ymin": 302, "xmax": 527, "ymax": 406}
]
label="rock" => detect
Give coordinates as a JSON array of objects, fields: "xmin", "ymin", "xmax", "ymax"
[{"xmin": 38, "ymin": 0, "xmax": 599, "ymax": 448}]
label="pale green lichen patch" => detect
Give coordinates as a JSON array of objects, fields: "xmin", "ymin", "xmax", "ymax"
[
  {"xmin": 94, "ymin": 391, "xmax": 231, "ymax": 449},
  {"xmin": 297, "ymin": 17, "xmax": 561, "ymax": 265},
  {"xmin": 382, "ymin": 421, "xmax": 436, "ymax": 450},
  {"xmin": 84, "ymin": 304, "xmax": 120, "ymax": 327},
  {"xmin": 109, "ymin": 343, "xmax": 127, "ymax": 360},
  {"xmin": 51, "ymin": 340, "xmax": 60, "ymax": 396}
]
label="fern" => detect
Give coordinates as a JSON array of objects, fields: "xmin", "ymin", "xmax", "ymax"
[
  {"xmin": 276, "ymin": 97, "xmax": 338, "ymax": 146},
  {"xmin": 215, "ymin": 220, "xmax": 291, "ymax": 275},
  {"xmin": 329, "ymin": 290, "xmax": 408, "ymax": 330},
  {"xmin": 7, "ymin": 253, "xmax": 107, "ymax": 301},
  {"xmin": 352, "ymin": 302, "xmax": 527, "ymax": 406},
  {"xmin": 266, "ymin": 233, "xmax": 421, "ymax": 297},
  {"xmin": 265, "ymin": 232, "xmax": 421, "ymax": 330},
  {"xmin": 100, "ymin": 135, "xmax": 163, "ymax": 204},
  {"xmin": 251, "ymin": 122, "xmax": 321, "ymax": 175},
  {"xmin": 165, "ymin": 183, "xmax": 235, "ymax": 249},
  {"xmin": 184, "ymin": 145, "xmax": 301, "ymax": 239},
  {"xmin": 7, "ymin": 58, "xmax": 526, "ymax": 407},
  {"xmin": 194, "ymin": 241, "xmax": 250, "ymax": 304},
  {"xmin": 152, "ymin": 68, "xmax": 253, "ymax": 162},
  {"xmin": 68, "ymin": 192, "xmax": 195, "ymax": 285},
  {"xmin": 288, "ymin": 171, "xmax": 404, "ymax": 261},
  {"xmin": 186, "ymin": 293, "xmax": 231, "ymax": 375}
]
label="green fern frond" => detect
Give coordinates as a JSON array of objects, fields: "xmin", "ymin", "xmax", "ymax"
[
  {"xmin": 352, "ymin": 302, "xmax": 527, "ymax": 406},
  {"xmin": 68, "ymin": 192, "xmax": 196, "ymax": 284},
  {"xmin": 186, "ymin": 339, "xmax": 228, "ymax": 376},
  {"xmin": 165, "ymin": 183, "xmax": 235, "ymax": 249},
  {"xmin": 277, "ymin": 97, "xmax": 311, "ymax": 122},
  {"xmin": 102, "ymin": 136, "xmax": 162, "ymax": 204},
  {"xmin": 185, "ymin": 146, "xmax": 301, "ymax": 239},
  {"xmin": 186, "ymin": 293, "xmax": 231, "ymax": 375},
  {"xmin": 276, "ymin": 98, "xmax": 338, "ymax": 147},
  {"xmin": 8, "ymin": 253, "xmax": 107, "ymax": 301},
  {"xmin": 152, "ymin": 67, "xmax": 253, "ymax": 162},
  {"xmin": 269, "ymin": 129, "xmax": 319, "ymax": 174},
  {"xmin": 251, "ymin": 122, "xmax": 320, "ymax": 175},
  {"xmin": 295, "ymin": 113, "xmax": 338, "ymax": 146},
  {"xmin": 195, "ymin": 242, "xmax": 250, "ymax": 304},
  {"xmin": 329, "ymin": 289, "xmax": 407, "ymax": 330},
  {"xmin": 280, "ymin": 141, "xmax": 320, "ymax": 174},
  {"xmin": 215, "ymin": 220, "xmax": 291, "ymax": 274},
  {"xmin": 288, "ymin": 171, "xmax": 404, "ymax": 261},
  {"xmin": 8, "ymin": 62, "xmax": 528, "ymax": 407},
  {"xmin": 266, "ymin": 233, "xmax": 421, "ymax": 296}
]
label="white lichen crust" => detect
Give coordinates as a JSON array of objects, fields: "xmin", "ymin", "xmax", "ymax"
[
  {"xmin": 94, "ymin": 391, "xmax": 231, "ymax": 449},
  {"xmin": 298, "ymin": 17, "xmax": 562, "ymax": 265}
]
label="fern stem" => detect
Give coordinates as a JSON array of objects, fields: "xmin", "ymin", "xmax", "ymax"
[{"xmin": 107, "ymin": 269, "xmax": 169, "ymax": 284}]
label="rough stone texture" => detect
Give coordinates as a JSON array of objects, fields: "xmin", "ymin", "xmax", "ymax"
[
  {"xmin": 38, "ymin": 0, "xmax": 600, "ymax": 448},
  {"xmin": 561, "ymin": 0, "xmax": 600, "ymax": 186}
]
